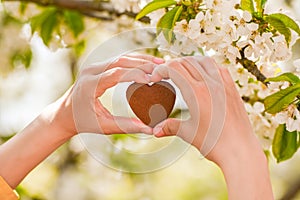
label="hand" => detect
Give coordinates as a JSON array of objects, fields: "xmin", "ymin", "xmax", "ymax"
[
  {"xmin": 0, "ymin": 54, "xmax": 165, "ymax": 188},
  {"xmin": 150, "ymin": 56, "xmax": 274, "ymax": 199},
  {"xmin": 150, "ymin": 56, "xmax": 228, "ymax": 157},
  {"xmin": 48, "ymin": 54, "xmax": 165, "ymax": 138},
  {"xmin": 150, "ymin": 55, "xmax": 261, "ymax": 159}
]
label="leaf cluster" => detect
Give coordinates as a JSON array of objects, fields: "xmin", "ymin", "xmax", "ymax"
[
  {"xmin": 136, "ymin": 0, "xmax": 203, "ymax": 42},
  {"xmin": 240, "ymin": 0, "xmax": 300, "ymax": 45},
  {"xmin": 264, "ymin": 73, "xmax": 300, "ymax": 162},
  {"xmin": 30, "ymin": 7, "xmax": 85, "ymax": 46}
]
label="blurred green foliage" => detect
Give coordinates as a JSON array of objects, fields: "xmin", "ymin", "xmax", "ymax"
[{"xmin": 1, "ymin": 0, "xmax": 300, "ymax": 199}]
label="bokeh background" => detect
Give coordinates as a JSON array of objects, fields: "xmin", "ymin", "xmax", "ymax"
[{"xmin": 1, "ymin": 0, "xmax": 300, "ymax": 199}]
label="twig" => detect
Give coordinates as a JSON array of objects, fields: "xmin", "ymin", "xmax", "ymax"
[
  {"xmin": 2, "ymin": 0, "xmax": 150, "ymax": 23},
  {"xmin": 237, "ymin": 49, "xmax": 268, "ymax": 85},
  {"xmin": 280, "ymin": 177, "xmax": 300, "ymax": 200}
]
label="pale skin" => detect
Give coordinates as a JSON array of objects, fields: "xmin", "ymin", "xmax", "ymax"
[
  {"xmin": 151, "ymin": 56, "xmax": 274, "ymax": 200},
  {"xmin": 0, "ymin": 55, "xmax": 273, "ymax": 199}
]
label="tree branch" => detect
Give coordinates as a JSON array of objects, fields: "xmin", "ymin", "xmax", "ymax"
[
  {"xmin": 280, "ymin": 177, "xmax": 300, "ymax": 200},
  {"xmin": 2, "ymin": 0, "xmax": 150, "ymax": 23},
  {"xmin": 238, "ymin": 48, "xmax": 268, "ymax": 86}
]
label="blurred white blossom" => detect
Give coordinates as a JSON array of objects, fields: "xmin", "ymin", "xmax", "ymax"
[
  {"xmin": 111, "ymin": 0, "xmax": 142, "ymax": 13},
  {"xmin": 148, "ymin": 0, "xmax": 300, "ymax": 148},
  {"xmin": 275, "ymin": 105, "xmax": 300, "ymax": 132}
]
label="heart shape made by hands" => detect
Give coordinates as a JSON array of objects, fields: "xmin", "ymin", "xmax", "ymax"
[{"xmin": 126, "ymin": 81, "xmax": 176, "ymax": 128}]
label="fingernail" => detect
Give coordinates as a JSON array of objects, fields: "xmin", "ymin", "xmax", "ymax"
[{"xmin": 153, "ymin": 57, "xmax": 165, "ymax": 64}]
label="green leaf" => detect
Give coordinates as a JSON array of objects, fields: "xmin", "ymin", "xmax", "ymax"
[
  {"xmin": 173, "ymin": 5, "xmax": 183, "ymax": 24},
  {"xmin": 30, "ymin": 8, "xmax": 58, "ymax": 45},
  {"xmin": 63, "ymin": 10, "xmax": 84, "ymax": 38},
  {"xmin": 41, "ymin": 15, "xmax": 58, "ymax": 45},
  {"xmin": 264, "ymin": 83, "xmax": 300, "ymax": 114},
  {"xmin": 157, "ymin": 6, "xmax": 182, "ymax": 42},
  {"xmin": 254, "ymin": 0, "xmax": 267, "ymax": 13},
  {"xmin": 240, "ymin": 0, "xmax": 255, "ymax": 13},
  {"xmin": 10, "ymin": 49, "xmax": 32, "ymax": 69},
  {"xmin": 73, "ymin": 40, "xmax": 86, "ymax": 56},
  {"xmin": 261, "ymin": 0, "xmax": 267, "ymax": 9},
  {"xmin": 136, "ymin": 0, "xmax": 177, "ymax": 20},
  {"xmin": 181, "ymin": 0, "xmax": 192, "ymax": 6},
  {"xmin": 298, "ymin": 132, "xmax": 300, "ymax": 148},
  {"xmin": 272, "ymin": 124, "xmax": 298, "ymax": 163},
  {"xmin": 30, "ymin": 8, "xmax": 57, "ymax": 32},
  {"xmin": 267, "ymin": 13, "xmax": 300, "ymax": 35},
  {"xmin": 265, "ymin": 72, "xmax": 300, "ymax": 85},
  {"xmin": 265, "ymin": 15, "xmax": 291, "ymax": 44},
  {"xmin": 254, "ymin": 0, "xmax": 261, "ymax": 12},
  {"xmin": 2, "ymin": 13, "xmax": 22, "ymax": 26},
  {"xmin": 19, "ymin": 2, "xmax": 28, "ymax": 15}
]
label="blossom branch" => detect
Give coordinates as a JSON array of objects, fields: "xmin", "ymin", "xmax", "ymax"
[
  {"xmin": 2, "ymin": 0, "xmax": 150, "ymax": 23},
  {"xmin": 237, "ymin": 49, "xmax": 268, "ymax": 85},
  {"xmin": 281, "ymin": 177, "xmax": 300, "ymax": 200}
]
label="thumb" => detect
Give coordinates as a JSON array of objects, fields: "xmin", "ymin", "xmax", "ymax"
[
  {"xmin": 103, "ymin": 116, "xmax": 153, "ymax": 135},
  {"xmin": 153, "ymin": 118, "xmax": 181, "ymax": 137}
]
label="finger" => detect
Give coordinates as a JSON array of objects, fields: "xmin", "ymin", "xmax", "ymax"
[
  {"xmin": 219, "ymin": 68, "xmax": 243, "ymax": 101},
  {"xmin": 108, "ymin": 56, "xmax": 156, "ymax": 72},
  {"xmin": 95, "ymin": 67, "xmax": 150, "ymax": 97},
  {"xmin": 179, "ymin": 57, "xmax": 204, "ymax": 81},
  {"xmin": 151, "ymin": 62, "xmax": 196, "ymax": 83},
  {"xmin": 84, "ymin": 56, "xmax": 158, "ymax": 75},
  {"xmin": 219, "ymin": 67, "xmax": 236, "ymax": 87},
  {"xmin": 150, "ymin": 64, "xmax": 169, "ymax": 82},
  {"xmin": 152, "ymin": 63, "xmax": 199, "ymax": 109},
  {"xmin": 191, "ymin": 57, "xmax": 227, "ymax": 156},
  {"xmin": 125, "ymin": 54, "xmax": 165, "ymax": 64},
  {"xmin": 195, "ymin": 56, "xmax": 222, "ymax": 81},
  {"xmin": 100, "ymin": 116, "xmax": 153, "ymax": 135},
  {"xmin": 153, "ymin": 118, "xmax": 182, "ymax": 137}
]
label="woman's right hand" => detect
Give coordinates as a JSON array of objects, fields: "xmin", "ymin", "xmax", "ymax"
[
  {"xmin": 150, "ymin": 56, "xmax": 231, "ymax": 158},
  {"xmin": 150, "ymin": 56, "xmax": 274, "ymax": 199}
]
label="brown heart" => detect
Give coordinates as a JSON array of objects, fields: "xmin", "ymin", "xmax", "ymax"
[{"xmin": 126, "ymin": 81, "xmax": 176, "ymax": 128}]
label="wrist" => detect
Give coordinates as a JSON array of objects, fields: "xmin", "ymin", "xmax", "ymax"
[
  {"xmin": 36, "ymin": 112, "xmax": 73, "ymax": 145},
  {"xmin": 42, "ymin": 88, "xmax": 77, "ymax": 140},
  {"xmin": 205, "ymin": 129, "xmax": 274, "ymax": 199},
  {"xmin": 205, "ymin": 124, "xmax": 258, "ymax": 165}
]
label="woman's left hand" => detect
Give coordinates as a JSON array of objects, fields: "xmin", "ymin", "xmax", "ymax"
[{"xmin": 47, "ymin": 54, "xmax": 165, "ymax": 138}]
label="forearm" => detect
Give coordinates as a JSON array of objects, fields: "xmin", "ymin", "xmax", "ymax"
[
  {"xmin": 0, "ymin": 107, "xmax": 72, "ymax": 188},
  {"xmin": 212, "ymin": 132, "xmax": 274, "ymax": 200}
]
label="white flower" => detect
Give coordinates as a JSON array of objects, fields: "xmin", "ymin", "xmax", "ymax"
[
  {"xmin": 235, "ymin": 11, "xmax": 258, "ymax": 36},
  {"xmin": 287, "ymin": 106, "xmax": 300, "ymax": 132},
  {"xmin": 223, "ymin": 45, "xmax": 241, "ymax": 63},
  {"xmin": 243, "ymin": 11, "xmax": 252, "ymax": 22},
  {"xmin": 287, "ymin": 117, "xmax": 300, "ymax": 132},
  {"xmin": 172, "ymin": 34, "xmax": 198, "ymax": 55},
  {"xmin": 174, "ymin": 20, "xmax": 189, "ymax": 37},
  {"xmin": 259, "ymin": 63, "xmax": 278, "ymax": 78},
  {"xmin": 274, "ymin": 112, "xmax": 289, "ymax": 124},
  {"xmin": 156, "ymin": 32, "xmax": 172, "ymax": 52},
  {"xmin": 274, "ymin": 105, "xmax": 300, "ymax": 132},
  {"xmin": 188, "ymin": 12, "xmax": 205, "ymax": 39},
  {"xmin": 257, "ymin": 83, "xmax": 271, "ymax": 99},
  {"xmin": 270, "ymin": 35, "xmax": 292, "ymax": 62},
  {"xmin": 268, "ymin": 81, "xmax": 282, "ymax": 91},
  {"xmin": 148, "ymin": 9, "xmax": 165, "ymax": 27},
  {"xmin": 293, "ymin": 58, "xmax": 300, "ymax": 73},
  {"xmin": 243, "ymin": 32, "xmax": 273, "ymax": 60},
  {"xmin": 111, "ymin": 0, "xmax": 141, "ymax": 13},
  {"xmin": 245, "ymin": 102, "xmax": 275, "ymax": 149}
]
